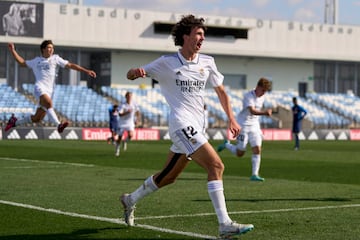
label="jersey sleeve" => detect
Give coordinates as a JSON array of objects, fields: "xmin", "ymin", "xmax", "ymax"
[
  {"xmin": 207, "ymin": 57, "xmax": 224, "ymax": 87},
  {"xmin": 54, "ymin": 54, "xmax": 69, "ymax": 68},
  {"xmin": 143, "ymin": 56, "xmax": 165, "ymax": 82},
  {"xmin": 25, "ymin": 57, "xmax": 38, "ymax": 70}
]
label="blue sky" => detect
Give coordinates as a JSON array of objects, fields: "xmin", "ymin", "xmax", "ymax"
[{"xmin": 50, "ymin": 0, "xmax": 360, "ymax": 26}]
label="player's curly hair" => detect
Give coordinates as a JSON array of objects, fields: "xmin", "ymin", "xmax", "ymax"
[
  {"xmin": 171, "ymin": 14, "xmax": 207, "ymax": 47},
  {"xmin": 40, "ymin": 40, "xmax": 53, "ymax": 51}
]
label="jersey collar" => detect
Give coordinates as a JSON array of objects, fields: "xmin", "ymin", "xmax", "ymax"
[{"xmin": 177, "ymin": 50, "xmax": 199, "ymax": 65}]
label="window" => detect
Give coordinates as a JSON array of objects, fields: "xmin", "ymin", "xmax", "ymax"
[{"xmin": 223, "ymin": 74, "xmax": 247, "ymax": 89}]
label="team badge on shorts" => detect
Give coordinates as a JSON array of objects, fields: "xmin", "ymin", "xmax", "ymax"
[{"xmin": 190, "ymin": 138, "xmax": 197, "ymax": 144}]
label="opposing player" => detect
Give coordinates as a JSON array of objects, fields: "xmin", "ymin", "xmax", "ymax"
[
  {"xmin": 107, "ymin": 104, "xmax": 119, "ymax": 145},
  {"xmin": 115, "ymin": 91, "xmax": 140, "ymax": 156},
  {"xmin": 120, "ymin": 15, "xmax": 254, "ymax": 238},
  {"xmin": 218, "ymin": 78, "xmax": 272, "ymax": 182},
  {"xmin": 292, "ymin": 97, "xmax": 307, "ymax": 150},
  {"xmin": 5, "ymin": 41, "xmax": 96, "ymax": 132}
]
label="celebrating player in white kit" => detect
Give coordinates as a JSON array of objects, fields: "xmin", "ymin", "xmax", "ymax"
[
  {"xmin": 5, "ymin": 40, "xmax": 96, "ymax": 133},
  {"xmin": 120, "ymin": 15, "xmax": 254, "ymax": 238},
  {"xmin": 218, "ymin": 78, "xmax": 272, "ymax": 181},
  {"xmin": 115, "ymin": 91, "xmax": 140, "ymax": 156}
]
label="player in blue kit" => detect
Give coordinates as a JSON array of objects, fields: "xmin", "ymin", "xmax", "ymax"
[
  {"xmin": 107, "ymin": 104, "xmax": 119, "ymax": 145},
  {"xmin": 292, "ymin": 97, "xmax": 307, "ymax": 150}
]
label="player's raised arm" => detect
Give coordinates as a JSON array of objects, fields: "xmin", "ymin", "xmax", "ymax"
[
  {"xmin": 8, "ymin": 43, "xmax": 26, "ymax": 67},
  {"xmin": 66, "ymin": 62, "xmax": 97, "ymax": 78}
]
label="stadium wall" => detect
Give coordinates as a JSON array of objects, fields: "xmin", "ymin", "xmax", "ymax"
[{"xmin": 1, "ymin": 1, "xmax": 359, "ymax": 92}]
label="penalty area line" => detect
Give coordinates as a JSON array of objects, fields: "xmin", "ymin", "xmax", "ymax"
[{"xmin": 0, "ymin": 199, "xmax": 216, "ymax": 240}]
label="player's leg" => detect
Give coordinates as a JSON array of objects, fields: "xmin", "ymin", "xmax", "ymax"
[
  {"xmin": 121, "ymin": 151, "xmax": 190, "ymax": 225},
  {"xmin": 294, "ymin": 132, "xmax": 300, "ymax": 150},
  {"xmin": 5, "ymin": 95, "xmax": 47, "ymax": 131},
  {"xmin": 123, "ymin": 128, "xmax": 134, "ymax": 151},
  {"xmin": 115, "ymin": 128, "xmax": 124, "ymax": 156},
  {"xmin": 107, "ymin": 123, "xmax": 115, "ymax": 144},
  {"xmin": 249, "ymin": 131, "xmax": 264, "ymax": 181},
  {"xmin": 293, "ymin": 123, "xmax": 300, "ymax": 150},
  {"xmin": 218, "ymin": 131, "xmax": 247, "ymax": 158},
  {"xmin": 37, "ymin": 93, "xmax": 68, "ymax": 133},
  {"xmin": 191, "ymin": 143, "xmax": 254, "ymax": 237}
]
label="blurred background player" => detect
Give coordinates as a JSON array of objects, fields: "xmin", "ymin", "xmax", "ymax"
[
  {"xmin": 107, "ymin": 104, "xmax": 119, "ymax": 145},
  {"xmin": 218, "ymin": 77, "xmax": 272, "ymax": 182},
  {"xmin": 5, "ymin": 40, "xmax": 96, "ymax": 133},
  {"xmin": 115, "ymin": 91, "xmax": 140, "ymax": 156},
  {"xmin": 292, "ymin": 97, "xmax": 307, "ymax": 150}
]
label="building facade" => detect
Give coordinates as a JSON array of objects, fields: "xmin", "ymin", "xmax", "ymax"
[{"xmin": 0, "ymin": 0, "xmax": 359, "ymax": 96}]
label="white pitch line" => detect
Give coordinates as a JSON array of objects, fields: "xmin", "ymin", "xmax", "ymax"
[
  {"xmin": 136, "ymin": 203, "xmax": 360, "ymax": 220},
  {"xmin": 0, "ymin": 157, "xmax": 94, "ymax": 167},
  {"xmin": 0, "ymin": 200, "xmax": 216, "ymax": 240}
]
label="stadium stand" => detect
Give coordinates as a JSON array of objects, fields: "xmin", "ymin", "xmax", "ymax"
[
  {"xmin": 0, "ymin": 83, "xmax": 356, "ymax": 129},
  {"xmin": 0, "ymin": 83, "xmax": 36, "ymax": 125},
  {"xmin": 306, "ymin": 92, "xmax": 360, "ymax": 127},
  {"xmin": 23, "ymin": 84, "xmax": 112, "ymax": 127},
  {"xmin": 265, "ymin": 91, "xmax": 352, "ymax": 129},
  {"xmin": 101, "ymin": 86, "xmax": 170, "ymax": 127}
]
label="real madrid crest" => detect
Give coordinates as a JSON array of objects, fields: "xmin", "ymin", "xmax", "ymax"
[
  {"xmin": 190, "ymin": 138, "xmax": 197, "ymax": 144},
  {"xmin": 199, "ymin": 68, "xmax": 205, "ymax": 77}
]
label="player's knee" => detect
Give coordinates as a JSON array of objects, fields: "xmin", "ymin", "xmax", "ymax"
[
  {"xmin": 31, "ymin": 114, "xmax": 43, "ymax": 123},
  {"xmin": 252, "ymin": 147, "xmax": 261, "ymax": 155},
  {"xmin": 236, "ymin": 150, "xmax": 245, "ymax": 157},
  {"xmin": 211, "ymin": 160, "xmax": 224, "ymax": 174}
]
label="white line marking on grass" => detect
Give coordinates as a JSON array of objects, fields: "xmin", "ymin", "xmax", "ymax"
[
  {"xmin": 0, "ymin": 200, "xmax": 216, "ymax": 240},
  {"xmin": 0, "ymin": 157, "xmax": 94, "ymax": 167},
  {"xmin": 136, "ymin": 204, "xmax": 360, "ymax": 220}
]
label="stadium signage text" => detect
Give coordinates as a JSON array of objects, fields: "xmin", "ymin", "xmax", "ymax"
[
  {"xmin": 81, "ymin": 128, "xmax": 160, "ymax": 141},
  {"xmin": 59, "ymin": 5, "xmax": 141, "ymax": 20},
  {"xmin": 58, "ymin": 5, "xmax": 353, "ymax": 35}
]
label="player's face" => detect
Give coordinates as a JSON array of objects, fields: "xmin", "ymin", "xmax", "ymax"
[
  {"xmin": 184, "ymin": 27, "xmax": 205, "ymax": 53},
  {"xmin": 41, "ymin": 44, "xmax": 54, "ymax": 58},
  {"xmin": 126, "ymin": 93, "xmax": 132, "ymax": 103},
  {"xmin": 255, "ymin": 86, "xmax": 267, "ymax": 97}
]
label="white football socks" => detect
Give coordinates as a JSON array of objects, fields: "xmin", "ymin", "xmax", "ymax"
[
  {"xmin": 225, "ymin": 142, "xmax": 238, "ymax": 155},
  {"xmin": 129, "ymin": 175, "xmax": 158, "ymax": 205},
  {"xmin": 251, "ymin": 154, "xmax": 261, "ymax": 176},
  {"xmin": 208, "ymin": 180, "xmax": 232, "ymax": 224},
  {"xmin": 47, "ymin": 108, "xmax": 60, "ymax": 125}
]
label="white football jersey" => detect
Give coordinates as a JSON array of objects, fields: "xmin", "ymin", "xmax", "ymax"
[
  {"xmin": 118, "ymin": 101, "xmax": 139, "ymax": 129},
  {"xmin": 26, "ymin": 54, "xmax": 69, "ymax": 95},
  {"xmin": 237, "ymin": 89, "xmax": 264, "ymax": 128},
  {"xmin": 143, "ymin": 51, "xmax": 223, "ymax": 132}
]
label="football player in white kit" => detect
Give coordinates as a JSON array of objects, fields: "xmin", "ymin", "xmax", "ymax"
[
  {"xmin": 120, "ymin": 15, "xmax": 254, "ymax": 238},
  {"xmin": 218, "ymin": 78, "xmax": 272, "ymax": 182},
  {"xmin": 115, "ymin": 91, "xmax": 140, "ymax": 156},
  {"xmin": 5, "ymin": 40, "xmax": 96, "ymax": 133}
]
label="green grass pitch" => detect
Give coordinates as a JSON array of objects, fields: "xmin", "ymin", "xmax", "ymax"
[{"xmin": 0, "ymin": 139, "xmax": 359, "ymax": 239}]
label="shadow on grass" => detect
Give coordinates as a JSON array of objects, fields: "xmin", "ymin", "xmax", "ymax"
[{"xmin": 0, "ymin": 226, "xmax": 164, "ymax": 240}]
